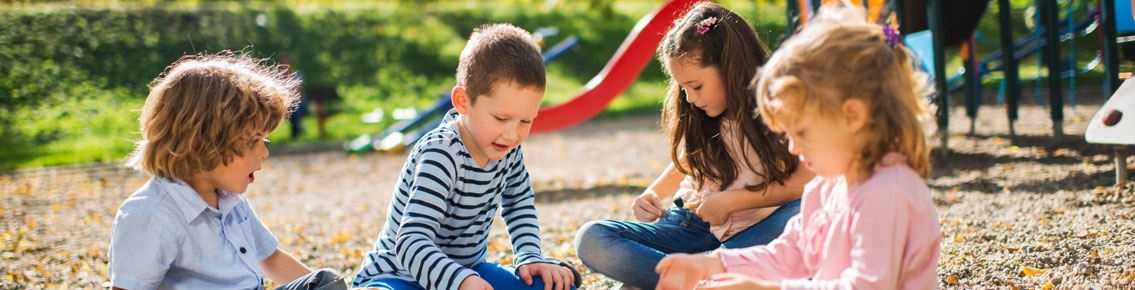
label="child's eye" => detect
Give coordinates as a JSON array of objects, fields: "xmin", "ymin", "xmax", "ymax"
[
  {"xmin": 693, "ymin": 85, "xmax": 702, "ymax": 91},
  {"xmin": 520, "ymin": 119, "xmax": 533, "ymax": 124},
  {"xmin": 494, "ymin": 116, "xmax": 506, "ymax": 121}
]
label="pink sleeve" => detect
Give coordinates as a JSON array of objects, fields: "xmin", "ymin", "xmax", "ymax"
[
  {"xmin": 781, "ymin": 182, "xmax": 910, "ymax": 290},
  {"xmin": 714, "ymin": 213, "xmax": 812, "ymax": 281}
]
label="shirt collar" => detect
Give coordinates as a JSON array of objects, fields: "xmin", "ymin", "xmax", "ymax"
[
  {"xmin": 441, "ymin": 108, "xmax": 459, "ymax": 130},
  {"xmin": 160, "ymin": 177, "xmax": 242, "ymax": 223}
]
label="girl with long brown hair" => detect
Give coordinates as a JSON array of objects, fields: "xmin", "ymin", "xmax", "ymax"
[{"xmin": 573, "ymin": 3, "xmax": 813, "ymax": 289}]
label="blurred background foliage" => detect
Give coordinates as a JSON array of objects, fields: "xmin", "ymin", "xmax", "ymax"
[
  {"xmin": 0, "ymin": 0, "xmax": 1114, "ymax": 170},
  {"xmin": 0, "ymin": 0, "xmax": 783, "ymax": 170}
]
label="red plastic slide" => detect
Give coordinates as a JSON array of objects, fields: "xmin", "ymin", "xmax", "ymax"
[{"xmin": 530, "ymin": 0, "xmax": 706, "ymax": 134}]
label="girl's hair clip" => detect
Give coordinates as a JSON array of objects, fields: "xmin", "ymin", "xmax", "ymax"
[
  {"xmin": 697, "ymin": 17, "xmax": 718, "ymax": 35},
  {"xmin": 882, "ymin": 26, "xmax": 901, "ymax": 49}
]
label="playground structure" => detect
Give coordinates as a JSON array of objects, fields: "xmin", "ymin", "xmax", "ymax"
[
  {"xmin": 346, "ymin": 0, "xmax": 1132, "ymax": 183},
  {"xmin": 791, "ymin": 0, "xmax": 1133, "ymax": 184},
  {"xmin": 347, "ymin": 0, "xmax": 702, "ymax": 153},
  {"xmin": 345, "ymin": 31, "xmax": 582, "ymax": 153},
  {"xmin": 1087, "ymin": 78, "xmax": 1133, "ymax": 185}
]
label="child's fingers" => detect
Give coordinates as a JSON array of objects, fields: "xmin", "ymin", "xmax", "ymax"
[
  {"xmin": 557, "ymin": 268, "xmax": 569, "ymax": 290},
  {"xmin": 647, "ymin": 195, "xmax": 669, "ymax": 218},
  {"xmin": 563, "ymin": 266, "xmax": 574, "ymax": 288},
  {"xmin": 541, "ymin": 267, "xmax": 554, "ymax": 290},
  {"xmin": 633, "ymin": 202, "xmax": 660, "ymax": 221},
  {"xmin": 518, "ymin": 265, "xmax": 533, "ymax": 286},
  {"xmin": 550, "ymin": 269, "xmax": 563, "ymax": 290},
  {"xmin": 655, "ymin": 256, "xmax": 672, "ymax": 274}
]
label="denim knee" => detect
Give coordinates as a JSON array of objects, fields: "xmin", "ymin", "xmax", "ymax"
[{"xmin": 574, "ymin": 220, "xmax": 617, "ymax": 269}]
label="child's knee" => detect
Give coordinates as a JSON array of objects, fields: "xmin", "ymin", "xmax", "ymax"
[{"xmin": 573, "ymin": 220, "xmax": 615, "ymax": 258}]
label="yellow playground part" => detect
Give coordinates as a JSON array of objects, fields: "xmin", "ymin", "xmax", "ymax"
[{"xmin": 796, "ymin": 0, "xmax": 888, "ymax": 26}]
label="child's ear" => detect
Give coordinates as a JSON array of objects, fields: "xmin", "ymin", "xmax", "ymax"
[
  {"xmin": 451, "ymin": 86, "xmax": 470, "ymax": 115},
  {"xmin": 842, "ymin": 98, "xmax": 869, "ymax": 133}
]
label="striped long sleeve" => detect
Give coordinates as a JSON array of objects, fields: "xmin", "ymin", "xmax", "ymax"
[{"xmin": 499, "ymin": 148, "xmax": 544, "ymax": 265}]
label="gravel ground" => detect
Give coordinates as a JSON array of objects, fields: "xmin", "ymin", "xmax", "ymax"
[{"xmin": 2, "ymin": 93, "xmax": 1134, "ymax": 289}]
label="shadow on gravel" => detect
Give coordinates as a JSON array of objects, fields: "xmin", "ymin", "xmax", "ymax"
[
  {"xmin": 931, "ymin": 134, "xmax": 1115, "ymax": 171},
  {"xmin": 533, "ymin": 185, "xmax": 646, "ymax": 203},
  {"xmin": 928, "ymin": 132, "xmax": 1122, "ymax": 194}
]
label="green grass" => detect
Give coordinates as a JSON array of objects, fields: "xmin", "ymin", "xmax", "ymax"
[{"xmin": 0, "ymin": 88, "xmax": 143, "ymax": 169}]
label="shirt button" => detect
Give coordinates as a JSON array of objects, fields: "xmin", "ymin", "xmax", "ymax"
[{"xmin": 240, "ymin": 247, "xmax": 247, "ymax": 254}]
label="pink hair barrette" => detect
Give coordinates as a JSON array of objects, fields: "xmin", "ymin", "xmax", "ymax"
[{"xmin": 697, "ymin": 17, "xmax": 718, "ymax": 35}]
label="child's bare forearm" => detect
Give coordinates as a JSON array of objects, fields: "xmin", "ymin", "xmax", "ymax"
[
  {"xmin": 647, "ymin": 162, "xmax": 685, "ymax": 201},
  {"xmin": 260, "ymin": 248, "xmax": 312, "ymax": 285},
  {"xmin": 721, "ymin": 166, "xmax": 815, "ymax": 212}
]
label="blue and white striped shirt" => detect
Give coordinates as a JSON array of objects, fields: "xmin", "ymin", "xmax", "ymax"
[{"xmin": 353, "ymin": 110, "xmax": 545, "ymax": 290}]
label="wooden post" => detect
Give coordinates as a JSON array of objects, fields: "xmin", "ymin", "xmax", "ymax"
[{"xmin": 1118, "ymin": 147, "xmax": 1129, "ymax": 186}]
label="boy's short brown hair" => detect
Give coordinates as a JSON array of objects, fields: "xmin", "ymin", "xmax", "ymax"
[
  {"xmin": 456, "ymin": 23, "xmax": 545, "ymax": 101},
  {"xmin": 126, "ymin": 52, "xmax": 300, "ymax": 181}
]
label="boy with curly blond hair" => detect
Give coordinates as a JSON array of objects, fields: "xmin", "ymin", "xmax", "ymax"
[{"xmin": 108, "ymin": 52, "xmax": 347, "ymax": 290}]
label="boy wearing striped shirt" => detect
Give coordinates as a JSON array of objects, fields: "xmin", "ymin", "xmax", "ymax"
[{"xmin": 352, "ymin": 24, "xmax": 578, "ymax": 290}]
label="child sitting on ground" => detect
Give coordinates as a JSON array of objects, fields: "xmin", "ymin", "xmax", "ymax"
[
  {"xmin": 108, "ymin": 52, "xmax": 347, "ymax": 290},
  {"xmin": 654, "ymin": 3, "xmax": 942, "ymax": 289},
  {"xmin": 351, "ymin": 24, "xmax": 578, "ymax": 290},
  {"xmin": 574, "ymin": 3, "xmax": 812, "ymax": 289}
]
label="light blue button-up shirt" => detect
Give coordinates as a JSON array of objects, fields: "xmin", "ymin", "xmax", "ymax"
[{"xmin": 108, "ymin": 177, "xmax": 278, "ymax": 290}]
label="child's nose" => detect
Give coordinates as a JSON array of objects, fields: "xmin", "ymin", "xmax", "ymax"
[{"xmin": 503, "ymin": 126, "xmax": 519, "ymax": 142}]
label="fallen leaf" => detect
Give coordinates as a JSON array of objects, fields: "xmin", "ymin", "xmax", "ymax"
[{"xmin": 1021, "ymin": 266, "xmax": 1046, "ymax": 277}]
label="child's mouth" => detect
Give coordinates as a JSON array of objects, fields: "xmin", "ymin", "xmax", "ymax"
[
  {"xmin": 492, "ymin": 143, "xmax": 509, "ymax": 152},
  {"xmin": 249, "ymin": 172, "xmax": 255, "ymax": 183}
]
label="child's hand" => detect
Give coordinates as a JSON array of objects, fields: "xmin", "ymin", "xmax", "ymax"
[
  {"xmin": 517, "ymin": 263, "xmax": 574, "ymax": 290},
  {"xmin": 458, "ymin": 275, "xmax": 493, "ymax": 290},
  {"xmin": 655, "ymin": 253, "xmax": 726, "ymax": 290},
  {"xmin": 693, "ymin": 193, "xmax": 731, "ymax": 226},
  {"xmin": 633, "ymin": 190, "xmax": 668, "ymax": 222},
  {"xmin": 699, "ymin": 273, "xmax": 778, "ymax": 290}
]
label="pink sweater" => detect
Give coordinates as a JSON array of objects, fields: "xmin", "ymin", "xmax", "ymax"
[{"xmin": 715, "ymin": 153, "xmax": 941, "ymax": 289}]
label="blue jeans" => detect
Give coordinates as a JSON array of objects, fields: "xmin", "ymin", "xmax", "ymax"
[
  {"xmin": 357, "ymin": 262, "xmax": 576, "ymax": 290},
  {"xmin": 275, "ymin": 268, "xmax": 347, "ymax": 290},
  {"xmin": 573, "ymin": 199, "xmax": 801, "ymax": 289}
]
